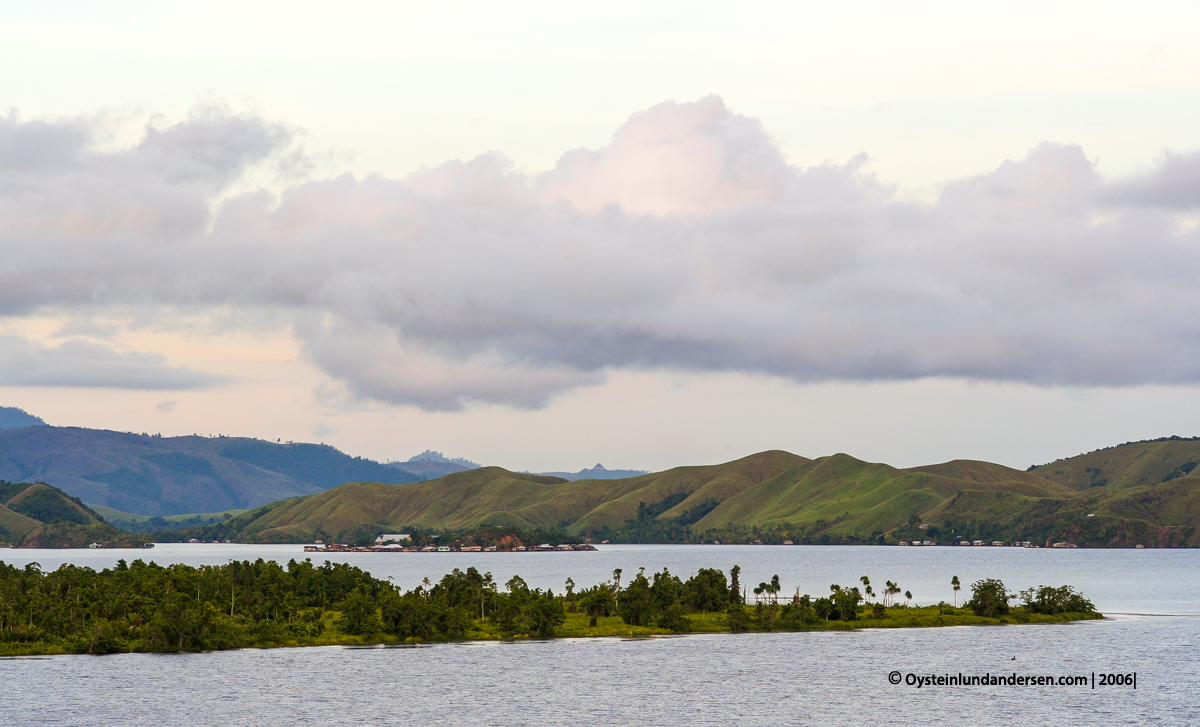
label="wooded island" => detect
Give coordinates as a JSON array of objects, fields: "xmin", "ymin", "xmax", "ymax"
[{"xmin": 0, "ymin": 559, "xmax": 1101, "ymax": 656}]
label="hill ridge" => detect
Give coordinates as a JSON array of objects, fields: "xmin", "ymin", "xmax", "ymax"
[
  {"xmin": 0, "ymin": 479, "xmax": 151, "ymax": 548},
  {"xmin": 179, "ymin": 441, "xmax": 1200, "ymax": 548},
  {"xmin": 0, "ymin": 426, "xmax": 425, "ymax": 516}
]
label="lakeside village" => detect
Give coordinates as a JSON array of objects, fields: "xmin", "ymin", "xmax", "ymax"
[
  {"xmin": 898, "ymin": 540, "xmax": 1082, "ymax": 548},
  {"xmin": 303, "ymin": 534, "xmax": 599, "ymax": 553},
  {"xmin": 711, "ymin": 538, "xmax": 1090, "ymax": 548},
  {"xmin": 291, "ymin": 533, "xmax": 1118, "ymax": 552}
]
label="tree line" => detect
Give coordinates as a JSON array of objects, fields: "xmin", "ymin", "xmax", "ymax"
[{"xmin": 0, "ymin": 559, "xmax": 1096, "ymax": 656}]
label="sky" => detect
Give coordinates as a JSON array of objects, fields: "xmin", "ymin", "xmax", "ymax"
[{"xmin": 2, "ymin": 1, "xmax": 1200, "ymax": 472}]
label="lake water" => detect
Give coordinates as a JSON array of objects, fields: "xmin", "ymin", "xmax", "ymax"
[
  {"xmin": 3, "ymin": 544, "xmax": 1198, "ymax": 725},
  {"xmin": 5, "ymin": 542, "xmax": 1197, "ymax": 614}
]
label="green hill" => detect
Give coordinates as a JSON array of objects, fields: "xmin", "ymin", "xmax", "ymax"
[
  {"xmin": 567, "ymin": 450, "xmax": 810, "ymax": 532},
  {"xmin": 931, "ymin": 476, "xmax": 1200, "ymax": 547},
  {"xmin": 144, "ymin": 439, "xmax": 1200, "ymax": 548},
  {"xmin": 87, "ymin": 505, "xmax": 247, "ymax": 533},
  {"xmin": 689, "ymin": 455, "xmax": 1077, "ymax": 534},
  {"xmin": 181, "ymin": 450, "xmax": 1124, "ymax": 546},
  {"xmin": 0, "ymin": 481, "xmax": 149, "ymax": 547},
  {"xmin": 1029, "ymin": 436, "xmax": 1200, "ymax": 490},
  {"xmin": 198, "ymin": 451, "xmax": 808, "ymax": 543}
]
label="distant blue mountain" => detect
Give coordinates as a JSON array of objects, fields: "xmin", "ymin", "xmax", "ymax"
[
  {"xmin": 405, "ymin": 450, "xmax": 480, "ymax": 468},
  {"xmin": 388, "ymin": 450, "xmax": 481, "ymax": 479},
  {"xmin": 0, "ymin": 406, "xmax": 47, "ymax": 430},
  {"xmin": 0, "ymin": 426, "xmax": 421, "ymax": 516},
  {"xmin": 538, "ymin": 463, "xmax": 651, "ymax": 481}
]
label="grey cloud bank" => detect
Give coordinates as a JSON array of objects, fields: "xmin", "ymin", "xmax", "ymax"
[
  {"xmin": 2, "ymin": 97, "xmax": 1199, "ymax": 409},
  {"xmin": 0, "ymin": 337, "xmax": 222, "ymax": 390}
]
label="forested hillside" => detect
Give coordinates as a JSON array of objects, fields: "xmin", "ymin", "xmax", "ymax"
[{"xmin": 0, "ymin": 481, "xmax": 149, "ymax": 547}]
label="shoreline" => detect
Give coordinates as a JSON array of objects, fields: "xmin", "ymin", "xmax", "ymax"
[
  {"xmin": 301, "ymin": 543, "xmax": 599, "ymax": 553},
  {"xmin": 0, "ymin": 608, "xmax": 1104, "ymax": 658},
  {"xmin": 3, "ymin": 541, "xmax": 1171, "ymax": 550}
]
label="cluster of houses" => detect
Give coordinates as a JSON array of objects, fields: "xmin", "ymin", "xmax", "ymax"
[
  {"xmin": 303, "ymin": 534, "xmax": 597, "ymax": 553},
  {"xmin": 896, "ymin": 540, "xmax": 1076, "ymax": 548}
]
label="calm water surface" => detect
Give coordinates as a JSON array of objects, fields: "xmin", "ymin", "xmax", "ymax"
[
  {"xmin": 3, "ymin": 544, "xmax": 1197, "ymax": 725},
  {"xmin": 5, "ymin": 542, "xmax": 1197, "ymax": 613}
]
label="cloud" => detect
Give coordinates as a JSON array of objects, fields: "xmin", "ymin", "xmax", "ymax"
[
  {"xmin": 532, "ymin": 96, "xmax": 789, "ymax": 216},
  {"xmin": 0, "ymin": 104, "xmax": 295, "ymax": 315},
  {"xmin": 1104, "ymin": 150, "xmax": 1200, "ymax": 209},
  {"xmin": 299, "ymin": 318, "xmax": 605, "ymax": 411},
  {"xmin": 0, "ymin": 337, "xmax": 224, "ymax": 390},
  {"xmin": 156, "ymin": 400, "xmax": 177, "ymax": 413},
  {"xmin": 3, "ymin": 98, "xmax": 1200, "ymax": 408}
]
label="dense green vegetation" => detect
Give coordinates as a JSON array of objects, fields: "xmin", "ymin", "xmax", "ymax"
[
  {"xmin": 0, "ymin": 561, "xmax": 1099, "ymax": 656},
  {"xmin": 89, "ymin": 505, "xmax": 246, "ymax": 534},
  {"xmin": 158, "ymin": 523, "xmax": 578, "ymax": 549},
  {"xmin": 17, "ymin": 522, "xmax": 152, "ymax": 549},
  {"xmin": 587, "ymin": 520, "xmax": 887, "ymax": 546},
  {"xmin": 0, "ymin": 481, "xmax": 150, "ymax": 548},
  {"xmin": 6, "ymin": 486, "xmax": 93, "ymax": 525}
]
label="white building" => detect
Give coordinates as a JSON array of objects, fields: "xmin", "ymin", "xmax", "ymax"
[{"xmin": 375, "ymin": 533, "xmax": 411, "ymax": 544}]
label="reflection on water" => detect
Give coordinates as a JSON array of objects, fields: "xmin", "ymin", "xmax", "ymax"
[
  {"xmin": 3, "ymin": 545, "xmax": 1198, "ymax": 725},
  {"xmin": 4, "ymin": 616, "xmax": 1197, "ymax": 726}
]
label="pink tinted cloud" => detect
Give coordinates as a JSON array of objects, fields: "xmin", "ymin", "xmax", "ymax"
[{"xmin": 2, "ymin": 98, "xmax": 1199, "ymax": 408}]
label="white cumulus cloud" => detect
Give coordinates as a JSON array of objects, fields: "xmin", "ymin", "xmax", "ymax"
[{"xmin": 3, "ymin": 98, "xmax": 1200, "ymax": 409}]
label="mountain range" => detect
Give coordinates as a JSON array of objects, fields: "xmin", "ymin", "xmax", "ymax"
[
  {"xmin": 387, "ymin": 450, "xmax": 480, "ymax": 479},
  {"xmin": 0, "ymin": 427, "xmax": 423, "ymax": 515},
  {"xmin": 0, "ymin": 421, "xmax": 644, "ymax": 517},
  {"xmin": 2, "ymin": 411, "xmax": 1198, "ymax": 548},
  {"xmin": 535, "ymin": 464, "xmax": 652, "ymax": 481},
  {"xmin": 178, "ymin": 438, "xmax": 1200, "ymax": 547}
]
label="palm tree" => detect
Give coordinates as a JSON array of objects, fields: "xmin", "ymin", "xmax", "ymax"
[
  {"xmin": 881, "ymin": 580, "xmax": 891, "ymax": 607},
  {"xmin": 770, "ymin": 575, "xmax": 781, "ymax": 605},
  {"xmin": 904, "ymin": 590, "xmax": 912, "ymax": 607},
  {"xmin": 613, "ymin": 569, "xmax": 622, "ymax": 609},
  {"xmin": 951, "ymin": 576, "xmax": 961, "ymax": 608},
  {"xmin": 753, "ymin": 583, "xmax": 766, "ymax": 604},
  {"xmin": 860, "ymin": 576, "xmax": 871, "ymax": 602}
]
